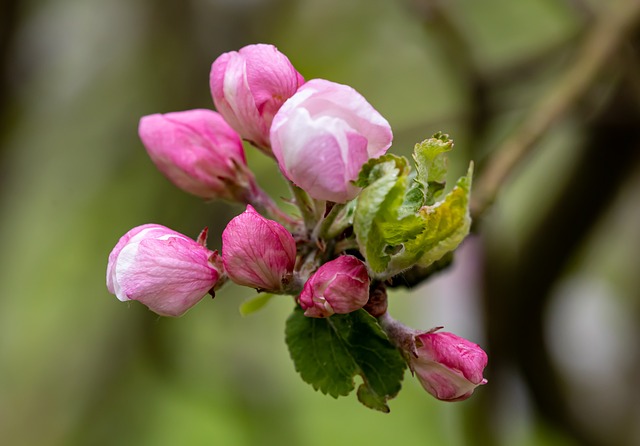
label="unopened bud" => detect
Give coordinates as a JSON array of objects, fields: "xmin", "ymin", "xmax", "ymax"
[
  {"xmin": 138, "ymin": 109, "xmax": 251, "ymax": 201},
  {"xmin": 299, "ymin": 255, "xmax": 370, "ymax": 318},
  {"xmin": 210, "ymin": 44, "xmax": 304, "ymax": 153},
  {"xmin": 106, "ymin": 224, "xmax": 220, "ymax": 317},
  {"xmin": 410, "ymin": 331, "xmax": 488, "ymax": 402},
  {"xmin": 271, "ymin": 79, "xmax": 393, "ymax": 203},
  {"xmin": 222, "ymin": 205, "xmax": 297, "ymax": 292}
]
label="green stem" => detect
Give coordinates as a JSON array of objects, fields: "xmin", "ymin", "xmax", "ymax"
[
  {"xmin": 311, "ymin": 202, "xmax": 346, "ymax": 242},
  {"xmin": 333, "ymin": 237, "xmax": 358, "ymax": 254},
  {"xmin": 288, "ymin": 182, "xmax": 323, "ymax": 230},
  {"xmin": 246, "ymin": 181, "xmax": 300, "ymax": 230}
]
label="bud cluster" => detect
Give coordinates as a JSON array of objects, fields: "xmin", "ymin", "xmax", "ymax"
[{"xmin": 106, "ymin": 44, "xmax": 487, "ymax": 406}]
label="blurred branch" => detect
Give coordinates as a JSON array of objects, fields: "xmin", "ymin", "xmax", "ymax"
[
  {"xmin": 481, "ymin": 47, "xmax": 640, "ymax": 446},
  {"xmin": 471, "ymin": 0, "xmax": 640, "ymax": 220}
]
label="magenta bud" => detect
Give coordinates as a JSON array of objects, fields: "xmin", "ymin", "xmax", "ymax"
[
  {"xmin": 106, "ymin": 224, "xmax": 220, "ymax": 317},
  {"xmin": 222, "ymin": 205, "xmax": 297, "ymax": 291},
  {"xmin": 299, "ymin": 255, "xmax": 370, "ymax": 318},
  {"xmin": 210, "ymin": 44, "xmax": 304, "ymax": 152},
  {"xmin": 271, "ymin": 79, "xmax": 393, "ymax": 203},
  {"xmin": 138, "ymin": 109, "xmax": 251, "ymax": 201},
  {"xmin": 410, "ymin": 331, "xmax": 488, "ymax": 402}
]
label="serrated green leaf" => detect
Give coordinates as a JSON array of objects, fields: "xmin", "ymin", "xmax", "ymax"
[
  {"xmin": 378, "ymin": 216, "xmax": 425, "ymax": 245},
  {"xmin": 354, "ymin": 154, "xmax": 409, "ymax": 188},
  {"xmin": 397, "ymin": 171, "xmax": 423, "ymax": 218},
  {"xmin": 413, "ymin": 133, "xmax": 453, "ymax": 205},
  {"xmin": 354, "ymin": 155, "xmax": 426, "ymax": 274},
  {"xmin": 239, "ymin": 293, "xmax": 275, "ymax": 316},
  {"xmin": 354, "ymin": 136, "xmax": 471, "ymax": 279},
  {"xmin": 387, "ymin": 163, "xmax": 473, "ymax": 274},
  {"xmin": 285, "ymin": 307, "xmax": 406, "ymax": 412}
]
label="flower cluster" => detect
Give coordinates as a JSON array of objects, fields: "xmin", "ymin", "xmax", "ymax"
[{"xmin": 106, "ymin": 44, "xmax": 487, "ymax": 408}]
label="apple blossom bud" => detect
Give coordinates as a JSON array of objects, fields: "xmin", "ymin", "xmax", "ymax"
[
  {"xmin": 270, "ymin": 79, "xmax": 393, "ymax": 203},
  {"xmin": 410, "ymin": 331, "xmax": 488, "ymax": 402},
  {"xmin": 299, "ymin": 255, "xmax": 370, "ymax": 318},
  {"xmin": 139, "ymin": 109, "xmax": 251, "ymax": 201},
  {"xmin": 210, "ymin": 44, "xmax": 304, "ymax": 152},
  {"xmin": 222, "ymin": 205, "xmax": 297, "ymax": 291},
  {"xmin": 106, "ymin": 224, "xmax": 220, "ymax": 317}
]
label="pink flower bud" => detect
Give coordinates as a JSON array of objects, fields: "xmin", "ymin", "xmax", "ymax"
[
  {"xmin": 210, "ymin": 44, "xmax": 304, "ymax": 152},
  {"xmin": 222, "ymin": 205, "xmax": 297, "ymax": 291},
  {"xmin": 106, "ymin": 224, "xmax": 220, "ymax": 317},
  {"xmin": 270, "ymin": 79, "xmax": 393, "ymax": 203},
  {"xmin": 410, "ymin": 331, "xmax": 488, "ymax": 402},
  {"xmin": 299, "ymin": 255, "xmax": 370, "ymax": 318},
  {"xmin": 139, "ymin": 109, "xmax": 250, "ymax": 201}
]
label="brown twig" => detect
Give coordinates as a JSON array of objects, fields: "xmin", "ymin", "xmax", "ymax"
[{"xmin": 470, "ymin": 0, "xmax": 640, "ymax": 219}]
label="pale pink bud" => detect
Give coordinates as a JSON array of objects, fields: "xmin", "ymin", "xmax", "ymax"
[
  {"xmin": 299, "ymin": 255, "xmax": 370, "ymax": 318},
  {"xmin": 222, "ymin": 205, "xmax": 297, "ymax": 291},
  {"xmin": 139, "ymin": 109, "xmax": 250, "ymax": 201},
  {"xmin": 106, "ymin": 224, "xmax": 220, "ymax": 317},
  {"xmin": 410, "ymin": 331, "xmax": 488, "ymax": 402},
  {"xmin": 210, "ymin": 44, "xmax": 304, "ymax": 152},
  {"xmin": 270, "ymin": 79, "xmax": 393, "ymax": 203}
]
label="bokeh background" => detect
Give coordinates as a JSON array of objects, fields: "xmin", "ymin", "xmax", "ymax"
[{"xmin": 1, "ymin": 0, "xmax": 639, "ymax": 445}]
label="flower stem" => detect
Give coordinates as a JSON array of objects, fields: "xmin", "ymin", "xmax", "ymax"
[
  {"xmin": 333, "ymin": 237, "xmax": 358, "ymax": 254},
  {"xmin": 311, "ymin": 202, "xmax": 345, "ymax": 242},
  {"xmin": 288, "ymin": 182, "xmax": 322, "ymax": 230},
  {"xmin": 378, "ymin": 312, "xmax": 419, "ymax": 358},
  {"xmin": 246, "ymin": 182, "xmax": 300, "ymax": 230}
]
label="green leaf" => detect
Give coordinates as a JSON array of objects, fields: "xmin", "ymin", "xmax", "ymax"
[
  {"xmin": 416, "ymin": 163, "xmax": 472, "ymax": 266},
  {"xmin": 285, "ymin": 307, "xmax": 406, "ymax": 412},
  {"xmin": 325, "ymin": 199, "xmax": 358, "ymax": 239},
  {"xmin": 354, "ymin": 155, "xmax": 426, "ymax": 274},
  {"xmin": 354, "ymin": 136, "xmax": 473, "ymax": 279},
  {"xmin": 239, "ymin": 293, "xmax": 275, "ymax": 316},
  {"xmin": 353, "ymin": 154, "xmax": 409, "ymax": 188},
  {"xmin": 397, "ymin": 171, "xmax": 423, "ymax": 218},
  {"xmin": 413, "ymin": 132, "xmax": 453, "ymax": 205},
  {"xmin": 388, "ymin": 163, "xmax": 473, "ymax": 274}
]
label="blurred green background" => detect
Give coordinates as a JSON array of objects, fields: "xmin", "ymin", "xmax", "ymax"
[{"xmin": 1, "ymin": 0, "xmax": 639, "ymax": 445}]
